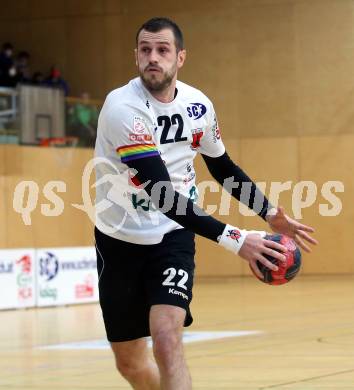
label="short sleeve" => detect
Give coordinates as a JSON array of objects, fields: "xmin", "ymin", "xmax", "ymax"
[
  {"xmin": 106, "ymin": 104, "xmax": 159, "ymax": 163},
  {"xmin": 198, "ymin": 102, "xmax": 226, "ymax": 158}
]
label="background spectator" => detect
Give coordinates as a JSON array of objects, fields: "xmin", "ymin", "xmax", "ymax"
[
  {"xmin": 44, "ymin": 65, "xmax": 69, "ymax": 96},
  {"xmin": 15, "ymin": 51, "xmax": 31, "ymax": 84},
  {"xmin": 31, "ymin": 71, "xmax": 45, "ymax": 85},
  {"xmin": 67, "ymin": 92, "xmax": 98, "ymax": 147},
  {"xmin": 0, "ymin": 42, "xmax": 16, "ymax": 87}
]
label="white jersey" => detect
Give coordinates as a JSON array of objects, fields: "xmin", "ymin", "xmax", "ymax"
[{"xmin": 95, "ymin": 77, "xmax": 225, "ymax": 244}]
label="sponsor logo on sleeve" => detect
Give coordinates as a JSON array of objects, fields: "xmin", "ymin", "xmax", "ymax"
[
  {"xmin": 183, "ymin": 172, "xmax": 196, "ymax": 186},
  {"xmin": 187, "ymin": 103, "xmax": 207, "ymax": 120},
  {"xmin": 129, "ymin": 134, "xmax": 152, "ymax": 142},
  {"xmin": 133, "ymin": 116, "xmax": 148, "ymax": 134},
  {"xmin": 189, "ymin": 185, "xmax": 198, "ymax": 202},
  {"xmin": 190, "ymin": 128, "xmax": 204, "ymax": 150},
  {"xmin": 211, "ymin": 114, "xmax": 221, "ymax": 143}
]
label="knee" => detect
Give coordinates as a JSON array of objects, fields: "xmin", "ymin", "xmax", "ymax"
[
  {"xmin": 152, "ymin": 330, "xmax": 182, "ymax": 369},
  {"xmin": 115, "ymin": 356, "xmax": 149, "ymax": 382}
]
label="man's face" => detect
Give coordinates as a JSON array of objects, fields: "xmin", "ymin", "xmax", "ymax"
[
  {"xmin": 135, "ymin": 28, "xmax": 186, "ymax": 92},
  {"xmin": 5, "ymin": 48, "xmax": 13, "ymax": 58}
]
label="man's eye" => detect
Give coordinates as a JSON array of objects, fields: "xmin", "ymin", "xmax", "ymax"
[
  {"xmin": 141, "ymin": 47, "xmax": 150, "ymax": 53},
  {"xmin": 159, "ymin": 48, "xmax": 168, "ymax": 54}
]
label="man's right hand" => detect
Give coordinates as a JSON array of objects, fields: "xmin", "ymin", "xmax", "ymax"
[{"xmin": 239, "ymin": 233, "xmax": 287, "ymax": 280}]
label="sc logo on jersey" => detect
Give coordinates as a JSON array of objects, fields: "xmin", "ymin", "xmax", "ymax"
[{"xmin": 187, "ymin": 103, "xmax": 207, "ymax": 120}]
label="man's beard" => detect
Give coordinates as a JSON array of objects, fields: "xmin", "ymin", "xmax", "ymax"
[{"xmin": 140, "ymin": 64, "xmax": 176, "ymax": 92}]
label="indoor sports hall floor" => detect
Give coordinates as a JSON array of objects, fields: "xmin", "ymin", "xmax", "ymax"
[{"xmin": 1, "ymin": 275, "xmax": 354, "ymax": 390}]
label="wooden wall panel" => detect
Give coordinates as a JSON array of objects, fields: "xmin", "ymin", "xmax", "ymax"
[
  {"xmin": 0, "ymin": 21, "xmax": 30, "ymax": 53},
  {"xmin": 298, "ymin": 135, "xmax": 354, "ymax": 274},
  {"xmin": 27, "ymin": 148, "xmax": 76, "ymax": 248},
  {"xmin": 29, "ymin": 1, "xmax": 66, "ymax": 19},
  {"xmin": 28, "ymin": 19, "xmax": 68, "ymax": 77},
  {"xmin": 239, "ymin": 137, "xmax": 299, "ymax": 275},
  {"xmin": 65, "ymin": 0, "xmax": 105, "ymax": 16},
  {"xmin": 66, "ymin": 16, "xmax": 105, "ymax": 97},
  {"xmin": 104, "ymin": 15, "xmax": 124, "ymax": 92},
  {"xmin": 295, "ymin": 0, "xmax": 354, "ymax": 136},
  {"xmin": 3, "ymin": 146, "xmax": 94, "ymax": 249},
  {"xmin": 5, "ymin": 177, "xmax": 37, "ymax": 248},
  {"xmin": 52, "ymin": 148, "xmax": 95, "ymax": 248},
  {"xmin": 4, "ymin": 146, "xmax": 36, "ymax": 248},
  {"xmin": 0, "ymin": 0, "xmax": 29, "ymax": 20},
  {"xmin": 0, "ymin": 145, "xmax": 4, "ymax": 176},
  {"xmin": 119, "ymin": 0, "xmax": 217, "ymax": 16},
  {"xmin": 104, "ymin": 0, "xmax": 122, "ymax": 15},
  {"xmin": 118, "ymin": 13, "xmax": 143, "ymax": 85},
  {"xmin": 235, "ymin": 3, "xmax": 298, "ymax": 138},
  {"xmin": 234, "ymin": 0, "xmax": 295, "ymax": 5}
]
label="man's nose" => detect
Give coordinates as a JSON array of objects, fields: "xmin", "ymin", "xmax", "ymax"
[{"xmin": 148, "ymin": 49, "xmax": 159, "ymax": 63}]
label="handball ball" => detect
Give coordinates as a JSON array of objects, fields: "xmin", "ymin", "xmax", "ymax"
[{"xmin": 251, "ymin": 234, "xmax": 301, "ymax": 285}]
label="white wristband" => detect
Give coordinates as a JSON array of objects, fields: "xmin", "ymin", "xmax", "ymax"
[{"xmin": 218, "ymin": 224, "xmax": 267, "ymax": 254}]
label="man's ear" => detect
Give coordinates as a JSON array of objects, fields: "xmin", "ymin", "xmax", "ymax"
[
  {"xmin": 177, "ymin": 49, "xmax": 186, "ymax": 69},
  {"xmin": 134, "ymin": 48, "xmax": 138, "ymax": 67}
]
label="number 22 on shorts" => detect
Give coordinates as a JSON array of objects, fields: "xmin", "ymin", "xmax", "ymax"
[{"xmin": 162, "ymin": 267, "xmax": 189, "ymax": 291}]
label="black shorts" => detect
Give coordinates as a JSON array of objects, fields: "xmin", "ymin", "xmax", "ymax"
[{"xmin": 94, "ymin": 227, "xmax": 196, "ymax": 342}]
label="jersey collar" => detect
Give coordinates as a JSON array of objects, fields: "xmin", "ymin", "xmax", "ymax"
[{"xmin": 136, "ymin": 77, "xmax": 181, "ymax": 109}]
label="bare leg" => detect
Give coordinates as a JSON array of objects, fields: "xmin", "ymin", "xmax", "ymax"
[
  {"xmin": 150, "ymin": 305, "xmax": 192, "ymax": 390},
  {"xmin": 111, "ymin": 337, "xmax": 160, "ymax": 389}
]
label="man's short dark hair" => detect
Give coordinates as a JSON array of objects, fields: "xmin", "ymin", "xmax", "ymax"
[
  {"xmin": 2, "ymin": 42, "xmax": 13, "ymax": 51},
  {"xmin": 136, "ymin": 17, "xmax": 184, "ymax": 52}
]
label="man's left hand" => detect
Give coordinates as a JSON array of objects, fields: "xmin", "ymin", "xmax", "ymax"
[{"xmin": 265, "ymin": 206, "xmax": 318, "ymax": 252}]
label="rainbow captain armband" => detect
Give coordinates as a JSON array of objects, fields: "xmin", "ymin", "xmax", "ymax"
[
  {"xmin": 117, "ymin": 143, "xmax": 160, "ymax": 163},
  {"xmin": 218, "ymin": 224, "xmax": 266, "ymax": 254}
]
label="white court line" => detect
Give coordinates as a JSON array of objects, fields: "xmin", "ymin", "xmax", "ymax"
[{"xmin": 38, "ymin": 330, "xmax": 263, "ymax": 350}]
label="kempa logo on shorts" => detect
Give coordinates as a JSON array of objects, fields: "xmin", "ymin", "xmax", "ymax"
[{"xmin": 168, "ymin": 288, "xmax": 188, "ymax": 300}]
